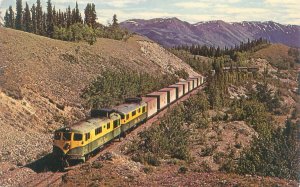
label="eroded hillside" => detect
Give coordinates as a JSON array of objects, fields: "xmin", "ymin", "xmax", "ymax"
[{"xmin": 0, "ymin": 27, "xmax": 198, "ymax": 165}]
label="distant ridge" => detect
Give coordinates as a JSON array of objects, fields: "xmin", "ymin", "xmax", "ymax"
[{"xmin": 120, "ymin": 17, "xmax": 300, "ymax": 48}]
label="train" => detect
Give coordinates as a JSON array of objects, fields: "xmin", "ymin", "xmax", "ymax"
[{"xmin": 52, "ymin": 76, "xmax": 204, "ymax": 167}]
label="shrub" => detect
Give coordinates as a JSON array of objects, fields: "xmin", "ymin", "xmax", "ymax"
[
  {"xmin": 143, "ymin": 166, "xmax": 153, "ymax": 174},
  {"xmin": 145, "ymin": 153, "xmax": 161, "ymax": 166},
  {"xmin": 92, "ymin": 162, "xmax": 103, "ymax": 169},
  {"xmin": 174, "ymin": 69, "xmax": 189, "ymax": 79},
  {"xmin": 200, "ymin": 161, "xmax": 212, "ymax": 172},
  {"xmin": 178, "ymin": 166, "xmax": 188, "ymax": 174},
  {"xmin": 219, "ymin": 158, "xmax": 236, "ymax": 172},
  {"xmin": 213, "ymin": 152, "xmax": 226, "ymax": 164},
  {"xmin": 200, "ymin": 144, "xmax": 218, "ymax": 157}
]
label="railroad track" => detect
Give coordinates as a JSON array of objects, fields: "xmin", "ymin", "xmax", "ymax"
[
  {"xmin": 22, "ymin": 171, "xmax": 65, "ymax": 187},
  {"xmin": 21, "ymin": 84, "xmax": 205, "ymax": 186}
]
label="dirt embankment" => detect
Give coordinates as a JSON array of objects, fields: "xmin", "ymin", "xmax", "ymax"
[{"xmin": 0, "ymin": 27, "xmax": 198, "ymax": 166}]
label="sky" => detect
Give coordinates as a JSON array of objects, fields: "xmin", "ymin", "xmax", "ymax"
[{"xmin": 0, "ymin": 0, "xmax": 299, "ymax": 25}]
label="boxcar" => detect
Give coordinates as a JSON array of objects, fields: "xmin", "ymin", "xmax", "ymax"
[
  {"xmin": 158, "ymin": 87, "xmax": 177, "ymax": 104},
  {"xmin": 187, "ymin": 79, "xmax": 194, "ymax": 91},
  {"xmin": 188, "ymin": 78, "xmax": 198, "ymax": 90},
  {"xmin": 168, "ymin": 84, "xmax": 184, "ymax": 99},
  {"xmin": 146, "ymin": 91, "xmax": 168, "ymax": 110},
  {"xmin": 176, "ymin": 81, "xmax": 189, "ymax": 95},
  {"xmin": 142, "ymin": 97, "xmax": 158, "ymax": 118}
]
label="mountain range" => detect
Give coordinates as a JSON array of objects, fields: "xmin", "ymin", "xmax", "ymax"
[{"xmin": 120, "ymin": 17, "xmax": 300, "ymax": 48}]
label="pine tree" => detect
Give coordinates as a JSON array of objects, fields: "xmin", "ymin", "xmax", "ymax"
[
  {"xmin": 4, "ymin": 10, "xmax": 9, "ymax": 27},
  {"xmin": 46, "ymin": 0, "xmax": 54, "ymax": 37},
  {"xmin": 8, "ymin": 6, "xmax": 15, "ymax": 28},
  {"xmin": 84, "ymin": 3, "xmax": 96, "ymax": 28},
  {"xmin": 42, "ymin": 12, "xmax": 47, "ymax": 35},
  {"xmin": 36, "ymin": 0, "xmax": 43, "ymax": 34},
  {"xmin": 84, "ymin": 3, "xmax": 91, "ymax": 26},
  {"xmin": 31, "ymin": 4, "xmax": 37, "ymax": 33},
  {"xmin": 74, "ymin": 1, "xmax": 82, "ymax": 23},
  {"xmin": 57, "ymin": 9, "xmax": 61, "ymax": 27},
  {"xmin": 66, "ymin": 6, "xmax": 71, "ymax": 27},
  {"xmin": 90, "ymin": 3, "xmax": 96, "ymax": 28},
  {"xmin": 112, "ymin": 14, "xmax": 118, "ymax": 28},
  {"xmin": 15, "ymin": 0, "xmax": 23, "ymax": 30},
  {"xmin": 52, "ymin": 6, "xmax": 57, "ymax": 26},
  {"xmin": 71, "ymin": 8, "xmax": 76, "ymax": 24},
  {"xmin": 23, "ymin": 2, "xmax": 32, "ymax": 32}
]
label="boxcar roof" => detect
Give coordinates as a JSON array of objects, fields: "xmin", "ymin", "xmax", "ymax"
[
  {"xmin": 113, "ymin": 102, "xmax": 146, "ymax": 114},
  {"xmin": 159, "ymin": 87, "xmax": 176, "ymax": 91},
  {"xmin": 147, "ymin": 91, "xmax": 167, "ymax": 96},
  {"xmin": 176, "ymin": 81, "xmax": 188, "ymax": 85},
  {"xmin": 142, "ymin": 97, "xmax": 157, "ymax": 102},
  {"xmin": 169, "ymin": 84, "xmax": 182, "ymax": 87}
]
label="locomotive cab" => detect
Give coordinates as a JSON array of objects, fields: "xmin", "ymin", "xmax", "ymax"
[
  {"xmin": 53, "ymin": 127, "xmax": 85, "ymax": 164},
  {"xmin": 52, "ymin": 112, "xmax": 122, "ymax": 167}
]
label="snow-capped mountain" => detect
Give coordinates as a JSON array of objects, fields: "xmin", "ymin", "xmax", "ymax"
[{"xmin": 120, "ymin": 18, "xmax": 300, "ymax": 48}]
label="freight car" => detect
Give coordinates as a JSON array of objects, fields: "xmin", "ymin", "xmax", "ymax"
[{"xmin": 52, "ymin": 76, "xmax": 204, "ymax": 166}]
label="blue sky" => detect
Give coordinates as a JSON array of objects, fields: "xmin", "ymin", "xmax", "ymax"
[{"xmin": 0, "ymin": 0, "xmax": 299, "ymax": 25}]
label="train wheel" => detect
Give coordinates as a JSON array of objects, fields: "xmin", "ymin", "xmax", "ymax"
[
  {"xmin": 122, "ymin": 132, "xmax": 127, "ymax": 138},
  {"xmin": 85, "ymin": 154, "xmax": 91, "ymax": 161}
]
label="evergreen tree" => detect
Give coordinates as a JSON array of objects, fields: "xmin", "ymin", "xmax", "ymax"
[
  {"xmin": 42, "ymin": 12, "xmax": 47, "ymax": 35},
  {"xmin": 52, "ymin": 6, "xmax": 57, "ymax": 26},
  {"xmin": 84, "ymin": 3, "xmax": 97, "ymax": 28},
  {"xmin": 15, "ymin": 0, "xmax": 23, "ymax": 30},
  {"xmin": 90, "ymin": 3, "xmax": 97, "ymax": 28},
  {"xmin": 71, "ymin": 8, "xmax": 76, "ymax": 24},
  {"xmin": 31, "ymin": 4, "xmax": 37, "ymax": 33},
  {"xmin": 46, "ymin": 0, "xmax": 54, "ymax": 37},
  {"xmin": 66, "ymin": 6, "xmax": 71, "ymax": 27},
  {"xmin": 74, "ymin": 1, "xmax": 81, "ymax": 23},
  {"xmin": 9, "ymin": 6, "xmax": 15, "ymax": 28},
  {"xmin": 84, "ymin": 3, "xmax": 91, "ymax": 26},
  {"xmin": 36, "ymin": 0, "xmax": 43, "ymax": 34},
  {"xmin": 112, "ymin": 14, "xmax": 118, "ymax": 28},
  {"xmin": 4, "ymin": 10, "xmax": 9, "ymax": 27},
  {"xmin": 23, "ymin": 2, "xmax": 32, "ymax": 32}
]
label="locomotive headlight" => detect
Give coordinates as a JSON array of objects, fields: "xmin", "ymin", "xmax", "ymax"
[{"xmin": 63, "ymin": 143, "xmax": 70, "ymax": 150}]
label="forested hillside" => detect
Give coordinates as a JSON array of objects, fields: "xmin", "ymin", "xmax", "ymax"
[{"xmin": 3, "ymin": 0, "xmax": 128, "ymax": 44}]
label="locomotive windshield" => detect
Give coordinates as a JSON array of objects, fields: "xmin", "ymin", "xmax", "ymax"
[
  {"xmin": 62, "ymin": 133, "xmax": 71, "ymax": 141},
  {"xmin": 54, "ymin": 132, "xmax": 61, "ymax": 140},
  {"xmin": 73, "ymin": 133, "xmax": 82, "ymax": 141}
]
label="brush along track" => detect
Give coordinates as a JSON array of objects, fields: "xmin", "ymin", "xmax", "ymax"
[{"xmin": 22, "ymin": 84, "xmax": 205, "ymax": 186}]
